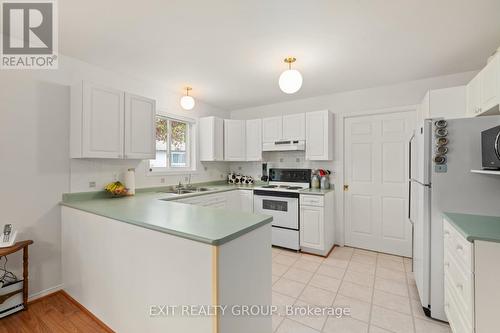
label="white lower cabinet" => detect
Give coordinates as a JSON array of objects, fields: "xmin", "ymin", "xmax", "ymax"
[
  {"xmin": 443, "ymin": 219, "xmax": 474, "ymax": 333},
  {"xmin": 299, "ymin": 192, "xmax": 334, "ymax": 256},
  {"xmin": 239, "ymin": 190, "xmax": 254, "ymax": 213},
  {"xmin": 443, "ymin": 217, "xmax": 500, "ymax": 333},
  {"xmin": 300, "ymin": 205, "xmax": 324, "ymax": 250}
]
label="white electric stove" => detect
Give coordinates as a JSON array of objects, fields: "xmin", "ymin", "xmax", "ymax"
[{"xmin": 253, "ymin": 169, "xmax": 311, "ymax": 250}]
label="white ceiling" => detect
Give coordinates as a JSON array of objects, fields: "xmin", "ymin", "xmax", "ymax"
[{"xmin": 60, "ymin": 0, "xmax": 500, "ymax": 110}]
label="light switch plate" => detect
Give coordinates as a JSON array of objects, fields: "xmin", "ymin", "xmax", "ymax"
[{"xmin": 435, "ymin": 164, "xmax": 447, "ymax": 173}]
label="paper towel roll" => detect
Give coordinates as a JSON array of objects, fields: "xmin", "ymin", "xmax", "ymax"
[{"xmin": 124, "ymin": 168, "xmax": 135, "ymax": 195}]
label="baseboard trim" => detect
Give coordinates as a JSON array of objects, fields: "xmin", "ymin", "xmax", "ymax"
[
  {"xmin": 59, "ymin": 290, "xmax": 115, "ymax": 333},
  {"xmin": 28, "ymin": 284, "xmax": 63, "ymax": 303}
]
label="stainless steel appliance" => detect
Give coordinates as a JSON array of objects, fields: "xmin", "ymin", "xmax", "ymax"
[
  {"xmin": 253, "ymin": 168, "xmax": 311, "ymax": 250},
  {"xmin": 481, "ymin": 125, "xmax": 500, "ymax": 169},
  {"xmin": 409, "ymin": 116, "xmax": 500, "ymax": 321}
]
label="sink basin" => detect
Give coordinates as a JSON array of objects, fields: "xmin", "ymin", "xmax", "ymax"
[
  {"xmin": 158, "ymin": 189, "xmax": 195, "ymax": 195},
  {"xmin": 157, "ymin": 187, "xmax": 214, "ymax": 195}
]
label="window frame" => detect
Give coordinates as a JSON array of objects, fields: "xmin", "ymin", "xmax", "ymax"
[{"xmin": 147, "ymin": 113, "xmax": 197, "ymax": 175}]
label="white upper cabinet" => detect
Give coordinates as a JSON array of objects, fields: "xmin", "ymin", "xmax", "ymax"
[
  {"xmin": 283, "ymin": 113, "xmax": 305, "ymax": 140},
  {"xmin": 199, "ymin": 116, "xmax": 224, "ymax": 161},
  {"xmin": 480, "ymin": 54, "xmax": 499, "ymax": 113},
  {"xmin": 419, "ymin": 86, "xmax": 466, "ymax": 120},
  {"xmin": 305, "ymin": 110, "xmax": 333, "ymax": 160},
  {"xmin": 263, "ymin": 114, "xmax": 305, "ymax": 142},
  {"xmin": 245, "ymin": 118, "xmax": 262, "ymax": 161},
  {"xmin": 71, "ymin": 81, "xmax": 156, "ymax": 159},
  {"xmin": 224, "ymin": 119, "xmax": 246, "ymax": 161},
  {"xmin": 124, "ymin": 93, "xmax": 156, "ymax": 159},
  {"xmin": 466, "ymin": 52, "xmax": 500, "ymax": 117},
  {"xmin": 72, "ymin": 82, "xmax": 125, "ymax": 158},
  {"xmin": 262, "ymin": 116, "xmax": 283, "ymax": 143},
  {"xmin": 466, "ymin": 74, "xmax": 481, "ymax": 117}
]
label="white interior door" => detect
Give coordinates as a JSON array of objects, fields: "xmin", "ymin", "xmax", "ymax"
[{"xmin": 344, "ymin": 111, "xmax": 415, "ymax": 257}]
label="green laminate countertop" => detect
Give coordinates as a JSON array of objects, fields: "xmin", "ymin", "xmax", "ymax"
[
  {"xmin": 299, "ymin": 187, "xmax": 335, "ymax": 195},
  {"xmin": 443, "ymin": 212, "xmax": 500, "ymax": 243},
  {"xmin": 61, "ymin": 184, "xmax": 271, "ymax": 246}
]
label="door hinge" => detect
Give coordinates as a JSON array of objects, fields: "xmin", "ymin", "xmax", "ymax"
[{"xmin": 344, "ymin": 185, "xmax": 349, "ymax": 191}]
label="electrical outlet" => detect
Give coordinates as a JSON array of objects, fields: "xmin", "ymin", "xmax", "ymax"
[
  {"xmin": 296, "ymin": 158, "xmax": 300, "ymax": 162},
  {"xmin": 238, "ymin": 166, "xmax": 242, "ymax": 170},
  {"xmin": 204, "ymin": 166, "xmax": 207, "ymax": 171},
  {"xmin": 280, "ymin": 158, "xmax": 284, "ymax": 163},
  {"xmin": 89, "ymin": 181, "xmax": 96, "ymax": 188},
  {"xmin": 160, "ymin": 177, "xmax": 166, "ymax": 184}
]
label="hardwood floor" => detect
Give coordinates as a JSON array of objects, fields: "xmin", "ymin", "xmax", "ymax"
[{"xmin": 0, "ymin": 291, "xmax": 112, "ymax": 333}]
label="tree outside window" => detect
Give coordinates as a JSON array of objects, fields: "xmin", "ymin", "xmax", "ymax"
[{"xmin": 150, "ymin": 116, "xmax": 190, "ymax": 171}]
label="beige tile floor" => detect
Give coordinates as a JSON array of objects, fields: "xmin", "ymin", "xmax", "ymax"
[{"xmin": 272, "ymin": 246, "xmax": 451, "ymax": 333}]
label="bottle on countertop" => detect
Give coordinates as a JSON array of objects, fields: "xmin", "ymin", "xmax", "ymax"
[
  {"xmin": 124, "ymin": 168, "xmax": 136, "ymax": 195},
  {"xmin": 320, "ymin": 174, "xmax": 330, "ymax": 189},
  {"xmin": 311, "ymin": 173, "xmax": 320, "ymax": 189}
]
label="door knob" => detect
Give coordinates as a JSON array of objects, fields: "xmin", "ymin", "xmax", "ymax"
[{"xmin": 344, "ymin": 185, "xmax": 349, "ymax": 191}]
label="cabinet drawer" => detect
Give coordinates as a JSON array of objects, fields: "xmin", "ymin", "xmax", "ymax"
[
  {"xmin": 300, "ymin": 195, "xmax": 324, "ymax": 207},
  {"xmin": 445, "ymin": 274, "xmax": 473, "ymax": 333},
  {"xmin": 444, "ymin": 252, "xmax": 474, "ymax": 327},
  {"xmin": 443, "ymin": 219, "xmax": 473, "ymax": 272}
]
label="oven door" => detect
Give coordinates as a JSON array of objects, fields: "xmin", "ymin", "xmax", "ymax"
[{"xmin": 253, "ymin": 190, "xmax": 299, "ymax": 230}]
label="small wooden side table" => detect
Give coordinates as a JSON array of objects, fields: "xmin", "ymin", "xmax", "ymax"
[{"xmin": 0, "ymin": 240, "xmax": 34, "ymax": 309}]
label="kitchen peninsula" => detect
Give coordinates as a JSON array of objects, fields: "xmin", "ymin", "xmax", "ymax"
[{"xmin": 61, "ymin": 185, "xmax": 272, "ymax": 333}]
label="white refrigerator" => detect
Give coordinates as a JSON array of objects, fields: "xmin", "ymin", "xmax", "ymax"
[{"xmin": 409, "ymin": 115, "xmax": 500, "ymax": 321}]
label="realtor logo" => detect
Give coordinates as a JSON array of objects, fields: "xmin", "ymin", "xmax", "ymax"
[{"xmin": 1, "ymin": 0, "xmax": 58, "ymax": 69}]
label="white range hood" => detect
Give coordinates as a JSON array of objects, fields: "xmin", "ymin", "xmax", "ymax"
[{"xmin": 262, "ymin": 140, "xmax": 305, "ymax": 152}]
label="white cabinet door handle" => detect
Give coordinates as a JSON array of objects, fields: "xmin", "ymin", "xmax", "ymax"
[
  {"xmin": 456, "ymin": 283, "xmax": 463, "ymax": 291},
  {"xmin": 456, "ymin": 245, "xmax": 463, "ymax": 254}
]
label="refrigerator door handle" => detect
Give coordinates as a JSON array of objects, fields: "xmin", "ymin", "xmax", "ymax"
[
  {"xmin": 408, "ymin": 132, "xmax": 415, "ymax": 224},
  {"xmin": 408, "ymin": 181, "xmax": 412, "ymax": 222},
  {"xmin": 408, "ymin": 134, "xmax": 415, "ymax": 181}
]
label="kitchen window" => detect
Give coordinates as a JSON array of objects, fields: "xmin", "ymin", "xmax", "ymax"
[{"xmin": 149, "ymin": 115, "xmax": 195, "ymax": 173}]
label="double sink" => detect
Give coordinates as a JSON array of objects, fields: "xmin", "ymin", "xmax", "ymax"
[{"xmin": 158, "ymin": 187, "xmax": 213, "ymax": 195}]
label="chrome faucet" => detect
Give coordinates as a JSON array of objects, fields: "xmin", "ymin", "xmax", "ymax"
[{"xmin": 186, "ymin": 174, "xmax": 192, "ymax": 188}]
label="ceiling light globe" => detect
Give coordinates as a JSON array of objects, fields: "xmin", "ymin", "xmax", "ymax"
[
  {"xmin": 279, "ymin": 69, "xmax": 303, "ymax": 94},
  {"xmin": 180, "ymin": 95, "xmax": 195, "ymax": 110}
]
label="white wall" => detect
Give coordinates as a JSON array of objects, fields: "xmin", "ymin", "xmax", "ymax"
[
  {"xmin": 0, "ymin": 55, "xmax": 230, "ymax": 298},
  {"xmin": 230, "ymin": 70, "xmax": 478, "ymax": 245}
]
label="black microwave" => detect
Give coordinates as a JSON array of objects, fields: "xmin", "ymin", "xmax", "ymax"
[{"xmin": 482, "ymin": 125, "xmax": 500, "ymax": 169}]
